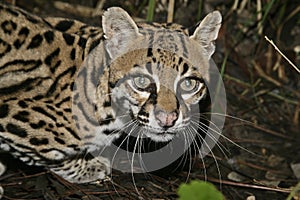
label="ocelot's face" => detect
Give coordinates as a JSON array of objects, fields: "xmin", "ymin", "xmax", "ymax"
[{"xmin": 110, "ymin": 49, "xmax": 207, "ymax": 142}]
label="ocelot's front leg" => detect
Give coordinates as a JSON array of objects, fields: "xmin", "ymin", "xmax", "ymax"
[{"xmin": 49, "ymin": 154, "xmax": 111, "ymax": 183}]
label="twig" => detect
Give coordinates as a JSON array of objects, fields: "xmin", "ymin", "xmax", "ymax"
[
  {"xmin": 11, "ymin": 171, "xmax": 49, "ymax": 180},
  {"xmin": 293, "ymin": 104, "xmax": 300, "ymax": 126},
  {"xmin": 231, "ymin": 0, "xmax": 239, "ymax": 11},
  {"xmin": 257, "ymin": 0, "xmax": 262, "ymax": 35},
  {"xmin": 237, "ymin": 0, "xmax": 248, "ymax": 14},
  {"xmin": 93, "ymin": 0, "xmax": 106, "ymax": 17},
  {"xmin": 276, "ymin": 6, "xmax": 300, "ymax": 42},
  {"xmin": 224, "ymin": 120, "xmax": 292, "ymax": 140},
  {"xmin": 253, "ymin": 61, "xmax": 300, "ymax": 98},
  {"xmin": 265, "ymin": 36, "xmax": 300, "ymax": 74},
  {"xmin": 198, "ymin": 175, "xmax": 292, "ymax": 194},
  {"xmin": 167, "ymin": 0, "xmax": 175, "ymax": 23},
  {"xmin": 236, "ymin": 159, "xmax": 289, "ymax": 175},
  {"xmin": 224, "ymin": 74, "xmax": 252, "ymax": 87},
  {"xmin": 252, "ymin": 61, "xmax": 282, "ymax": 87},
  {"xmin": 267, "ymin": 91, "xmax": 299, "ymax": 105},
  {"xmin": 54, "ymin": 1, "xmax": 101, "ymax": 18}
]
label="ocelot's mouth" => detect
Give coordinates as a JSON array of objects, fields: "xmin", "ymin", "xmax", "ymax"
[
  {"xmin": 132, "ymin": 120, "xmax": 190, "ymax": 142},
  {"xmin": 156, "ymin": 131, "xmax": 176, "ymax": 135}
]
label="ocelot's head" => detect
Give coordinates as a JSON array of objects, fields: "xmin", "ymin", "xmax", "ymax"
[{"xmin": 95, "ymin": 7, "xmax": 222, "ymax": 142}]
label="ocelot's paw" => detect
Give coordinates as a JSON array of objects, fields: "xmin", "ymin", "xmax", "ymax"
[
  {"xmin": 0, "ymin": 161, "xmax": 6, "ymax": 177},
  {"xmin": 50, "ymin": 155, "xmax": 111, "ymax": 183},
  {"xmin": 0, "ymin": 161, "xmax": 5, "ymax": 199},
  {"xmin": 0, "ymin": 185, "xmax": 3, "ymax": 200}
]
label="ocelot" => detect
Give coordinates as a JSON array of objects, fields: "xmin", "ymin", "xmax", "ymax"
[{"xmin": 0, "ymin": 3, "xmax": 222, "ymax": 183}]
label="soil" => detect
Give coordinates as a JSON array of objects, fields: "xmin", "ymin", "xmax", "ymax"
[{"xmin": 0, "ymin": 0, "xmax": 299, "ymax": 199}]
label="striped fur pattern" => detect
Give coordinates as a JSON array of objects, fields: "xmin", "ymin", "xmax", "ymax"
[{"xmin": 0, "ymin": 4, "xmax": 221, "ymax": 183}]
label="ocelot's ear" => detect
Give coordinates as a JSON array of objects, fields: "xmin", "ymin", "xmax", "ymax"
[
  {"xmin": 190, "ymin": 11, "xmax": 222, "ymax": 58},
  {"xmin": 102, "ymin": 7, "xmax": 142, "ymax": 58}
]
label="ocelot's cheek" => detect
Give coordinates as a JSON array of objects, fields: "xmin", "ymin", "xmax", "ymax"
[
  {"xmin": 183, "ymin": 87, "xmax": 207, "ymax": 105},
  {"xmin": 178, "ymin": 102, "xmax": 190, "ymax": 119},
  {"xmin": 124, "ymin": 83, "xmax": 149, "ymax": 106}
]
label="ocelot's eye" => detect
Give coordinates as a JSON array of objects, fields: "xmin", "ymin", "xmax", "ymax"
[
  {"xmin": 180, "ymin": 78, "xmax": 199, "ymax": 92},
  {"xmin": 133, "ymin": 75, "xmax": 151, "ymax": 90}
]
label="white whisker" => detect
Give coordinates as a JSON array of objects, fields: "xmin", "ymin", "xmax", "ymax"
[
  {"xmin": 131, "ymin": 130, "xmax": 141, "ymax": 196},
  {"xmin": 182, "ymin": 128, "xmax": 194, "ymax": 182},
  {"xmin": 190, "ymin": 120, "xmax": 229, "ymax": 158},
  {"xmin": 189, "ymin": 123, "xmax": 222, "ymax": 187},
  {"xmin": 191, "ymin": 114, "xmax": 256, "ymax": 156}
]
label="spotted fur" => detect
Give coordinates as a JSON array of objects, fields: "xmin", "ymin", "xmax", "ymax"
[{"xmin": 0, "ymin": 3, "xmax": 221, "ymax": 183}]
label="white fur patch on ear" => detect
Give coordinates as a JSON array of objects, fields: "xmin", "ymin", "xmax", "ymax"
[
  {"xmin": 190, "ymin": 11, "xmax": 222, "ymax": 58},
  {"xmin": 102, "ymin": 7, "xmax": 141, "ymax": 58}
]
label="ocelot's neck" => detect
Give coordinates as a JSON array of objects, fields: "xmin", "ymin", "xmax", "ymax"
[{"xmin": 83, "ymin": 34, "xmax": 104, "ymax": 60}]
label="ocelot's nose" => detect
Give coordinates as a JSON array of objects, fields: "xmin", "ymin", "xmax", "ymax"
[{"xmin": 155, "ymin": 109, "xmax": 178, "ymax": 128}]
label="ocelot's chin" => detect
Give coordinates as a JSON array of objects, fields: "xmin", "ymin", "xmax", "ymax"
[{"xmin": 144, "ymin": 131, "xmax": 175, "ymax": 142}]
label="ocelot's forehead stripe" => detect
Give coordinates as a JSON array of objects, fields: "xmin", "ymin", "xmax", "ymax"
[
  {"xmin": 145, "ymin": 61, "xmax": 153, "ymax": 74},
  {"xmin": 141, "ymin": 26, "xmax": 190, "ymax": 61},
  {"xmin": 179, "ymin": 33, "xmax": 188, "ymax": 58},
  {"xmin": 181, "ymin": 63, "xmax": 189, "ymax": 75}
]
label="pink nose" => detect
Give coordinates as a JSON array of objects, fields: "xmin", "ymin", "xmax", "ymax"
[{"xmin": 155, "ymin": 110, "xmax": 178, "ymax": 128}]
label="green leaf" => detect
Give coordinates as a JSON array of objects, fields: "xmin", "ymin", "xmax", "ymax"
[
  {"xmin": 177, "ymin": 180, "xmax": 224, "ymax": 200},
  {"xmin": 146, "ymin": 0, "xmax": 155, "ymax": 22}
]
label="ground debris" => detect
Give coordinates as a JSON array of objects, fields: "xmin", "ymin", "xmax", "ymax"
[{"xmin": 291, "ymin": 163, "xmax": 300, "ymax": 180}]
